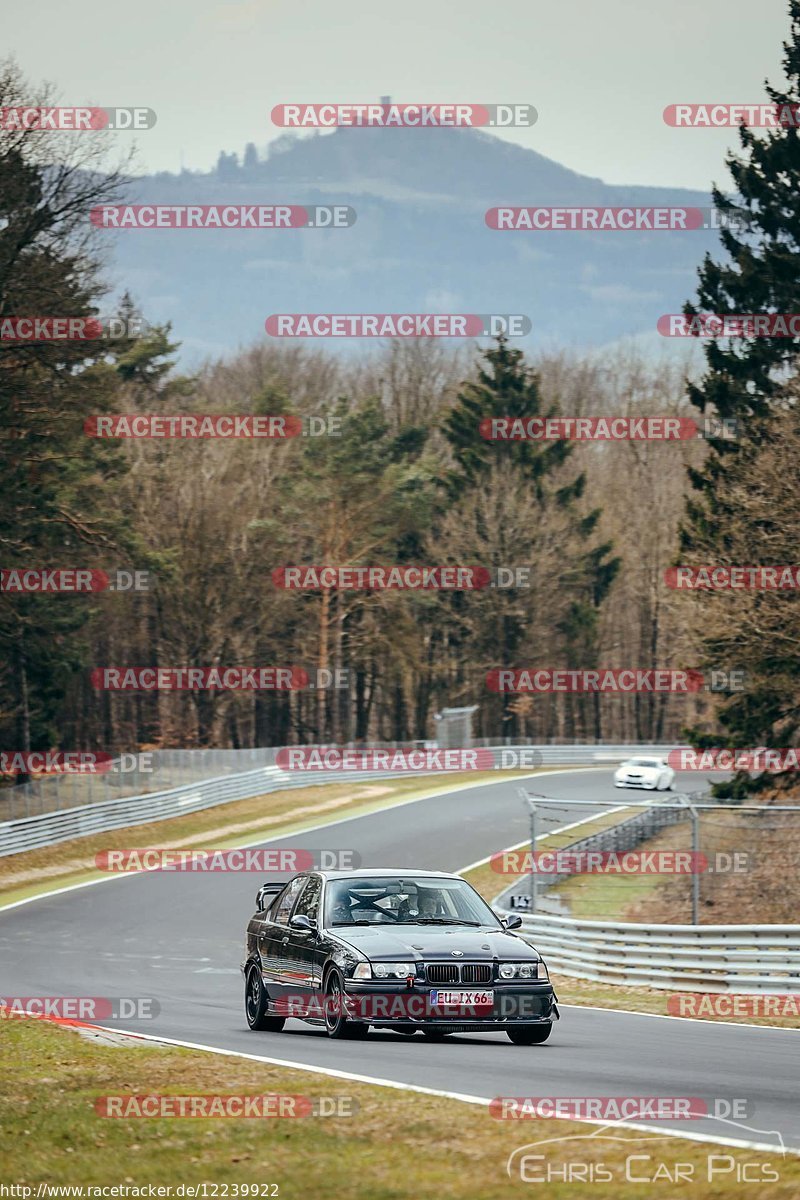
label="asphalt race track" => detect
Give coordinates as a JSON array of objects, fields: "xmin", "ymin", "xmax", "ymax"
[{"xmin": 1, "ymin": 768, "xmax": 797, "ymax": 1154}]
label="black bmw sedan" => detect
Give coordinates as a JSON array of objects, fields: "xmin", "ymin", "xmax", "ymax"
[{"xmin": 242, "ymin": 868, "xmax": 559, "ymax": 1043}]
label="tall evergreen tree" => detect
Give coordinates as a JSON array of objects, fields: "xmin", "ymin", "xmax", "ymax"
[
  {"xmin": 679, "ymin": 2, "xmax": 800, "ymax": 778},
  {"xmin": 441, "ymin": 338, "xmax": 619, "ymax": 736},
  {"xmin": 685, "ymin": 0, "xmax": 800, "ymax": 428},
  {"xmin": 0, "ymin": 61, "xmax": 145, "ymax": 765},
  {"xmin": 442, "ymin": 336, "xmax": 573, "ymax": 498}
]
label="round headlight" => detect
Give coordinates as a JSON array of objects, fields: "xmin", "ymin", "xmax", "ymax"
[
  {"xmin": 517, "ymin": 963, "xmax": 536, "ymax": 979},
  {"xmin": 373, "ymin": 963, "xmax": 389, "ymax": 977},
  {"xmin": 499, "ymin": 963, "xmax": 517, "ymax": 979}
]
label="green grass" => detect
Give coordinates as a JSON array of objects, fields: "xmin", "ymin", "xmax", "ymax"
[
  {"xmin": 548, "ymin": 973, "xmax": 800, "ymax": 1029},
  {"xmin": 462, "ymin": 806, "xmax": 636, "ymax": 906},
  {"xmin": 1, "ymin": 1018, "xmax": 796, "ymax": 1197},
  {"xmin": 553, "ymin": 869, "xmax": 667, "ymax": 919}
]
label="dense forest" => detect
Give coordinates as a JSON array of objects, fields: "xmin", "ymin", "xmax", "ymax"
[{"xmin": 2, "ymin": 47, "xmax": 799, "ymax": 768}]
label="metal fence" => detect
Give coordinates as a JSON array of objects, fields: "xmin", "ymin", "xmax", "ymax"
[
  {"xmin": 0, "ymin": 743, "xmax": 683, "ymax": 857},
  {"xmin": 495, "ymin": 792, "xmax": 800, "ymax": 921},
  {"xmin": 0, "ymin": 762, "xmax": 443, "ymax": 857},
  {"xmin": 501, "ymin": 797, "xmax": 692, "ymax": 901},
  {"xmin": 499, "ymin": 910, "xmax": 800, "ymax": 993},
  {"xmin": 488, "ymin": 791, "xmax": 800, "ymax": 990},
  {"xmin": 0, "ymin": 742, "xmax": 681, "ymax": 822}
]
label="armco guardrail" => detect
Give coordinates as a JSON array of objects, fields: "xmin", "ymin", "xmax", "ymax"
[
  {"xmin": 0, "ymin": 744, "xmax": 683, "ymax": 857},
  {"xmin": 0, "ymin": 742, "xmax": 683, "ymax": 821},
  {"xmin": 0, "ymin": 762, "xmax": 446, "ymax": 857},
  {"xmin": 496, "ymin": 909, "xmax": 800, "ymax": 993}
]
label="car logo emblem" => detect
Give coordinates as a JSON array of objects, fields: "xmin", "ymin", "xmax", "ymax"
[{"xmin": 451, "ymin": 950, "xmax": 463, "ymax": 957}]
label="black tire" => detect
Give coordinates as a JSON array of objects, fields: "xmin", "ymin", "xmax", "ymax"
[
  {"xmin": 323, "ymin": 968, "xmax": 369, "ymax": 1040},
  {"xmin": 245, "ymin": 964, "xmax": 285, "ymax": 1032},
  {"xmin": 507, "ymin": 1023, "xmax": 552, "ymax": 1045}
]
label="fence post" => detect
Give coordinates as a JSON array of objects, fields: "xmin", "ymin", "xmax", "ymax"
[
  {"xmin": 519, "ymin": 788, "xmax": 538, "ymax": 914},
  {"xmin": 687, "ymin": 799, "xmax": 700, "ymax": 925}
]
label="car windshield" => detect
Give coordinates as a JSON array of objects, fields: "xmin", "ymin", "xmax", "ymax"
[
  {"xmin": 629, "ymin": 759, "xmax": 660, "ymax": 767},
  {"xmin": 324, "ymin": 876, "xmax": 501, "ymax": 928}
]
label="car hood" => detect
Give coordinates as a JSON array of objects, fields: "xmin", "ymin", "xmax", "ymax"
[
  {"xmin": 329, "ymin": 924, "xmax": 540, "ymax": 960},
  {"xmin": 619, "ymin": 764, "xmax": 659, "ymax": 774}
]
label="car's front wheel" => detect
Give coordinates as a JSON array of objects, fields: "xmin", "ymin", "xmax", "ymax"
[
  {"xmin": 245, "ymin": 965, "xmax": 285, "ymax": 1032},
  {"xmin": 323, "ymin": 968, "xmax": 369, "ymax": 1039},
  {"xmin": 507, "ymin": 1023, "xmax": 552, "ymax": 1045}
]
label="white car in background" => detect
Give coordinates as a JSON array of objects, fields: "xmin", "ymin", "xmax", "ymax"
[{"xmin": 613, "ymin": 757, "xmax": 675, "ymax": 790}]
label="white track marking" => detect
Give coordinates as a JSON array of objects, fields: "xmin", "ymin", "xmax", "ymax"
[{"xmin": 35, "ymin": 1018, "xmax": 797, "ymax": 1155}]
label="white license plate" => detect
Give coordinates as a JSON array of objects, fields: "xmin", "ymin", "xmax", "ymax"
[{"xmin": 430, "ymin": 990, "xmax": 494, "ymax": 1007}]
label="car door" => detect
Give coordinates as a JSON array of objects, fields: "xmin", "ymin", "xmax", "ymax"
[
  {"xmin": 283, "ymin": 873, "xmax": 324, "ymax": 1004},
  {"xmin": 258, "ymin": 876, "xmax": 306, "ymax": 998}
]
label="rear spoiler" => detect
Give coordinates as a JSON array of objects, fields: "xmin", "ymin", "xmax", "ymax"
[{"xmin": 255, "ymin": 880, "xmax": 286, "ymax": 912}]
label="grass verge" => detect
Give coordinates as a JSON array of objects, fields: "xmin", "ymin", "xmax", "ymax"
[
  {"xmin": 462, "ymin": 805, "xmax": 635, "ymax": 907},
  {"xmin": 548, "ymin": 973, "xmax": 800, "ymax": 1029},
  {"xmin": 549, "ymin": 802, "xmax": 800, "ymax": 925},
  {"xmin": 0, "ymin": 1018, "xmax": 795, "ymax": 1197}
]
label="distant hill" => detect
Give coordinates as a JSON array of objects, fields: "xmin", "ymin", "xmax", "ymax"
[{"xmin": 106, "ymin": 127, "xmax": 719, "ymax": 362}]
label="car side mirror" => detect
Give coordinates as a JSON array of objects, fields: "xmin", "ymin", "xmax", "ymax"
[
  {"xmin": 501, "ymin": 913, "xmax": 523, "ymax": 930},
  {"xmin": 255, "ymin": 886, "xmax": 269, "ymax": 912},
  {"xmin": 290, "ymin": 913, "xmax": 316, "ymax": 934}
]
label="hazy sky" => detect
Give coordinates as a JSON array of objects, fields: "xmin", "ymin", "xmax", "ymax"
[{"xmin": 9, "ymin": 0, "xmax": 791, "ymax": 189}]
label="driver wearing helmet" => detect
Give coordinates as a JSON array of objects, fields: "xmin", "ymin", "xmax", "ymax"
[
  {"xmin": 398, "ymin": 889, "xmax": 441, "ymax": 920},
  {"xmin": 331, "ymin": 894, "xmax": 354, "ymax": 924}
]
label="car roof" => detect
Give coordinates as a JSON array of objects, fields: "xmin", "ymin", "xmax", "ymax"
[{"xmin": 315, "ymin": 868, "xmax": 461, "ymax": 880}]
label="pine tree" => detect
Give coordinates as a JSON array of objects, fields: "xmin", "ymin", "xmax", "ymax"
[
  {"xmin": 441, "ymin": 338, "xmax": 619, "ymax": 737},
  {"xmin": 680, "ymin": 2, "xmax": 800, "ymax": 779},
  {"xmin": 442, "ymin": 336, "xmax": 572, "ymax": 498},
  {"xmin": 0, "ymin": 61, "xmax": 145, "ymax": 766},
  {"xmin": 685, "ymin": 0, "xmax": 800, "ymax": 427}
]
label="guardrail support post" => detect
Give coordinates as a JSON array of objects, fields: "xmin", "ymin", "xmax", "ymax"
[
  {"xmin": 689, "ymin": 802, "xmax": 700, "ymax": 925},
  {"xmin": 519, "ymin": 788, "xmax": 538, "ymax": 914}
]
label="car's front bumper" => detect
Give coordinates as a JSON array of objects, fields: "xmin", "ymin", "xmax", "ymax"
[{"xmin": 340, "ymin": 980, "xmax": 558, "ymax": 1027}]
